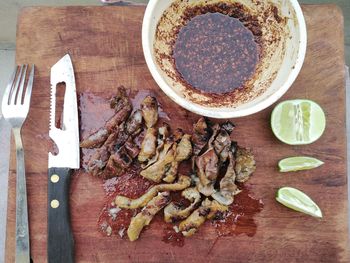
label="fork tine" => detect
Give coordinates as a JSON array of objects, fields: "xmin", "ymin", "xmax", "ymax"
[
  {"xmin": 1, "ymin": 66, "xmax": 18, "ymax": 107},
  {"xmin": 23, "ymin": 65, "xmax": 35, "ymax": 107},
  {"xmin": 16, "ymin": 64, "xmax": 28, "ymax": 105},
  {"xmin": 10, "ymin": 65, "xmax": 24, "ymax": 105}
]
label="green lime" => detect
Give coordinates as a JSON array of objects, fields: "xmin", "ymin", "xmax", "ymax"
[
  {"xmin": 271, "ymin": 99, "xmax": 326, "ymax": 145},
  {"xmin": 276, "ymin": 187, "xmax": 322, "ymax": 218},
  {"xmin": 278, "ymin": 156, "xmax": 324, "ymax": 172}
]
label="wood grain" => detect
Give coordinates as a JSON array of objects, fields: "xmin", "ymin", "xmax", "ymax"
[{"xmin": 6, "ymin": 5, "xmax": 349, "ymax": 263}]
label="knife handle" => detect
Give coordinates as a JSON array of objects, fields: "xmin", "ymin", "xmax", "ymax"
[{"xmin": 48, "ymin": 167, "xmax": 74, "ymax": 263}]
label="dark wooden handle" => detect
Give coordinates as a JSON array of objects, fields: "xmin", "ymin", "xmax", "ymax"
[{"xmin": 47, "ymin": 167, "xmax": 74, "ymax": 263}]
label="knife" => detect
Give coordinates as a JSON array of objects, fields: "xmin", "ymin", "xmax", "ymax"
[{"xmin": 48, "ymin": 54, "xmax": 79, "ymax": 263}]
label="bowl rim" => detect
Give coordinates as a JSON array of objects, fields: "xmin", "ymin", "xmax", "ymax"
[{"xmin": 142, "ymin": 0, "xmax": 307, "ymax": 119}]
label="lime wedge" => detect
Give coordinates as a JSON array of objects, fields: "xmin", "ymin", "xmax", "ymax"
[
  {"xmin": 271, "ymin": 99, "xmax": 326, "ymax": 145},
  {"xmin": 276, "ymin": 187, "xmax": 322, "ymax": 218},
  {"xmin": 278, "ymin": 156, "xmax": 324, "ymax": 172}
]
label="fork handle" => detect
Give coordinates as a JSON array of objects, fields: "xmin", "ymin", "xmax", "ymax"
[
  {"xmin": 47, "ymin": 167, "xmax": 74, "ymax": 263},
  {"xmin": 13, "ymin": 128, "xmax": 31, "ymax": 263}
]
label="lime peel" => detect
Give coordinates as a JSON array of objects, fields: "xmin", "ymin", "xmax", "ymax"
[
  {"xmin": 276, "ymin": 187, "xmax": 322, "ymax": 218},
  {"xmin": 278, "ymin": 156, "xmax": 324, "ymax": 172}
]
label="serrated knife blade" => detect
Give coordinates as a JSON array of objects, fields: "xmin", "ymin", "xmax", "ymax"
[
  {"xmin": 49, "ymin": 54, "xmax": 79, "ymax": 169},
  {"xmin": 47, "ymin": 54, "xmax": 78, "ymax": 263}
]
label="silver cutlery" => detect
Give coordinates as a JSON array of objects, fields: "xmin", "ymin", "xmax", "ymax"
[{"xmin": 1, "ymin": 64, "xmax": 35, "ymax": 263}]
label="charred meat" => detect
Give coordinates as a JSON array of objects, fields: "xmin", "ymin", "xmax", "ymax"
[
  {"xmin": 138, "ymin": 128, "xmax": 157, "ymax": 163},
  {"xmin": 140, "ymin": 140, "xmax": 175, "ymax": 183},
  {"xmin": 141, "ymin": 96, "xmax": 158, "ymax": 128},
  {"xmin": 235, "ymin": 147, "xmax": 256, "ymax": 183},
  {"xmin": 82, "ymin": 89, "xmax": 258, "ymax": 242},
  {"xmin": 115, "ymin": 175, "xmax": 191, "ymax": 209},
  {"xmin": 191, "ymin": 117, "xmax": 211, "ymax": 155},
  {"xmin": 178, "ymin": 198, "xmax": 212, "ymax": 237},
  {"xmin": 164, "ymin": 187, "xmax": 201, "ymax": 223},
  {"xmin": 80, "ymin": 128, "xmax": 109, "ymax": 149},
  {"xmin": 127, "ymin": 192, "xmax": 170, "ymax": 241},
  {"xmin": 211, "ymin": 152, "xmax": 241, "ymax": 206}
]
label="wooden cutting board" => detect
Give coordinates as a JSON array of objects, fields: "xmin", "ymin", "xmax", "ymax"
[{"xmin": 6, "ymin": 5, "xmax": 349, "ymax": 263}]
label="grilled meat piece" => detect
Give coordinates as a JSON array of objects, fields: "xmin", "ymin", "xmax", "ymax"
[
  {"xmin": 124, "ymin": 138, "xmax": 140, "ymax": 159},
  {"xmin": 195, "ymin": 148, "xmax": 218, "ymax": 196},
  {"xmin": 86, "ymin": 132, "xmax": 118, "ymax": 177},
  {"xmin": 207, "ymin": 200, "xmax": 229, "ymax": 220},
  {"xmin": 114, "ymin": 110, "xmax": 144, "ymax": 151},
  {"xmin": 80, "ymin": 128, "xmax": 109, "ymax": 149},
  {"xmin": 142, "ymin": 123, "xmax": 170, "ymax": 169},
  {"xmin": 115, "ymin": 175, "xmax": 191, "ymax": 209},
  {"xmin": 140, "ymin": 143, "xmax": 175, "ymax": 182},
  {"xmin": 127, "ymin": 192, "xmax": 170, "ymax": 241},
  {"xmin": 162, "ymin": 160, "xmax": 178, "ymax": 183},
  {"xmin": 191, "ymin": 117, "xmax": 211, "ymax": 155},
  {"xmin": 213, "ymin": 128, "xmax": 231, "ymax": 163},
  {"xmin": 175, "ymin": 134, "xmax": 192, "ymax": 162},
  {"xmin": 103, "ymin": 147, "xmax": 133, "ymax": 179},
  {"xmin": 164, "ymin": 187, "xmax": 201, "ymax": 223},
  {"xmin": 138, "ymin": 127, "xmax": 157, "ymax": 163},
  {"xmin": 125, "ymin": 109, "xmax": 143, "ymax": 137},
  {"xmin": 81, "ymin": 86, "xmax": 132, "ymax": 148},
  {"xmin": 211, "ymin": 152, "xmax": 241, "ymax": 206},
  {"xmin": 87, "ymin": 147, "xmax": 110, "ymax": 177},
  {"xmin": 221, "ymin": 121, "xmax": 235, "ymax": 134},
  {"xmin": 235, "ymin": 147, "xmax": 256, "ymax": 183},
  {"xmin": 105, "ymin": 88, "xmax": 132, "ymax": 132},
  {"xmin": 194, "ymin": 124, "xmax": 221, "ymax": 196},
  {"xmin": 163, "ymin": 134, "xmax": 192, "ymax": 183},
  {"xmin": 141, "ymin": 96, "xmax": 158, "ymax": 128},
  {"xmin": 178, "ymin": 199, "xmax": 212, "ymax": 237},
  {"xmin": 110, "ymin": 86, "xmax": 129, "ymax": 112}
]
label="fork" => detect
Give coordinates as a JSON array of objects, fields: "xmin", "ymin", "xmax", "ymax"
[{"xmin": 2, "ymin": 65, "xmax": 34, "ymax": 263}]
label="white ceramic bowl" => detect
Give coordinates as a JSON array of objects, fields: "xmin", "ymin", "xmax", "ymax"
[{"xmin": 142, "ymin": 0, "xmax": 307, "ymax": 118}]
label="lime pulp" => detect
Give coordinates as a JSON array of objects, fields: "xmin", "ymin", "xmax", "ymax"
[
  {"xmin": 276, "ymin": 187, "xmax": 322, "ymax": 218},
  {"xmin": 278, "ymin": 156, "xmax": 324, "ymax": 172},
  {"xmin": 271, "ymin": 99, "xmax": 326, "ymax": 145}
]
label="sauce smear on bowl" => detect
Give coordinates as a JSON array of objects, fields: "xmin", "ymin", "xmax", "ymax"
[{"xmin": 173, "ymin": 12, "xmax": 259, "ymax": 94}]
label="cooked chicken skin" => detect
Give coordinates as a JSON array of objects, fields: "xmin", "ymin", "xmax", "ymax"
[
  {"xmin": 164, "ymin": 187, "xmax": 201, "ymax": 223},
  {"xmin": 175, "ymin": 134, "xmax": 192, "ymax": 162},
  {"xmin": 195, "ymin": 148, "xmax": 219, "ymax": 196},
  {"xmin": 235, "ymin": 147, "xmax": 256, "ymax": 183},
  {"xmin": 140, "ymin": 141, "xmax": 175, "ymax": 183},
  {"xmin": 213, "ymin": 129, "xmax": 232, "ymax": 163},
  {"xmin": 212, "ymin": 152, "xmax": 241, "ymax": 206},
  {"xmin": 141, "ymin": 96, "xmax": 158, "ymax": 128},
  {"xmin": 178, "ymin": 199, "xmax": 212, "ymax": 237},
  {"xmin": 115, "ymin": 175, "xmax": 191, "ymax": 209},
  {"xmin": 207, "ymin": 200, "xmax": 229, "ymax": 220},
  {"xmin": 125, "ymin": 110, "xmax": 143, "ymax": 137},
  {"xmin": 191, "ymin": 117, "xmax": 211, "ymax": 155},
  {"xmin": 162, "ymin": 160, "xmax": 178, "ymax": 183},
  {"xmin": 138, "ymin": 128, "xmax": 157, "ymax": 163},
  {"xmin": 141, "ymin": 123, "xmax": 170, "ymax": 169},
  {"xmin": 80, "ymin": 128, "xmax": 109, "ymax": 149},
  {"xmin": 162, "ymin": 134, "xmax": 192, "ymax": 183},
  {"xmin": 127, "ymin": 192, "xmax": 170, "ymax": 241}
]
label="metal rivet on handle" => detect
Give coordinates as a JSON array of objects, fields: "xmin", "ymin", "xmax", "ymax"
[
  {"xmin": 50, "ymin": 199, "xmax": 59, "ymax": 208},
  {"xmin": 50, "ymin": 174, "xmax": 60, "ymax": 183}
]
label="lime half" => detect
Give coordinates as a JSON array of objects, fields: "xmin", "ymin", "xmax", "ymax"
[
  {"xmin": 278, "ymin": 156, "xmax": 324, "ymax": 172},
  {"xmin": 276, "ymin": 187, "xmax": 322, "ymax": 218},
  {"xmin": 271, "ymin": 99, "xmax": 326, "ymax": 145}
]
